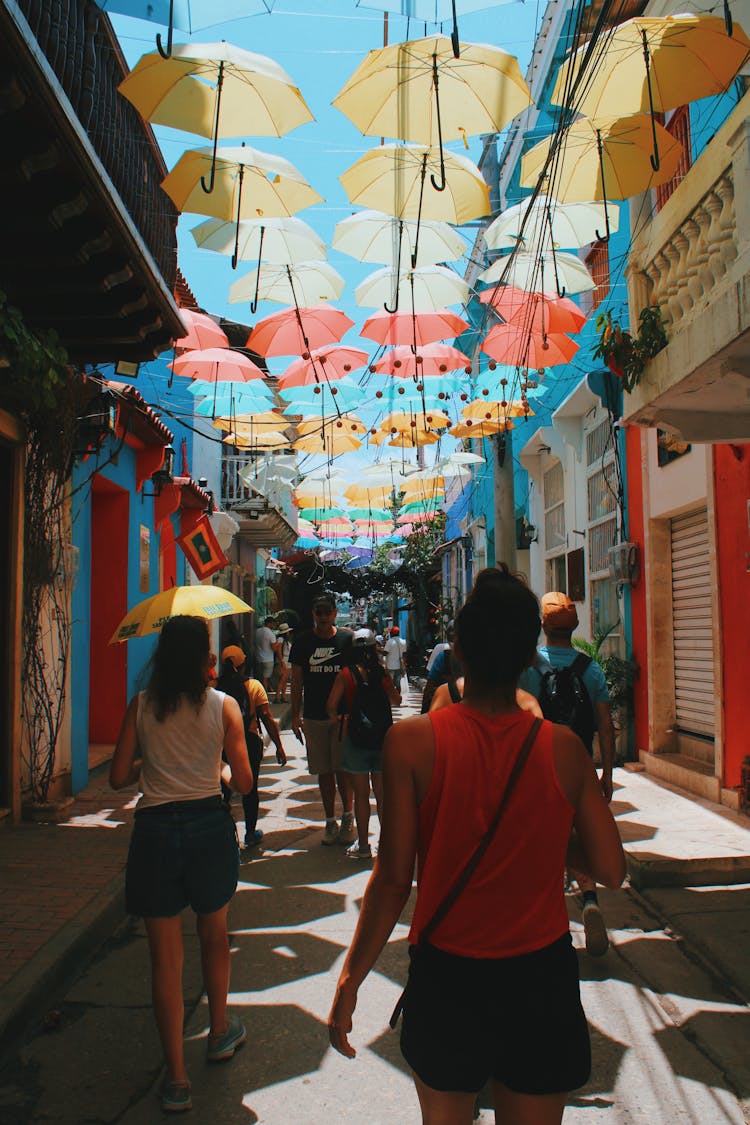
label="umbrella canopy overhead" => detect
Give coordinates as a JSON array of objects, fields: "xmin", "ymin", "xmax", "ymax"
[
  {"xmin": 480, "ymin": 325, "xmax": 579, "ymax": 368},
  {"xmin": 375, "ymin": 343, "xmax": 471, "ymax": 378},
  {"xmin": 520, "ymin": 115, "xmax": 683, "ymax": 202},
  {"xmin": 484, "ymin": 196, "xmax": 620, "ymax": 253},
  {"xmin": 169, "ymin": 348, "xmax": 266, "ymax": 381},
  {"xmin": 479, "ymin": 286, "xmax": 587, "ymax": 335},
  {"xmin": 173, "ymin": 309, "xmax": 229, "ymax": 351},
  {"xmin": 246, "ymin": 305, "xmax": 354, "ymax": 356},
  {"xmin": 355, "ymin": 265, "xmax": 469, "ymax": 311},
  {"xmin": 161, "ymin": 145, "xmax": 324, "ymax": 221},
  {"xmin": 191, "ymin": 216, "xmax": 326, "ymax": 263},
  {"xmin": 360, "ymin": 307, "xmax": 469, "ymax": 347},
  {"xmin": 479, "ymin": 250, "xmax": 595, "ymax": 295},
  {"xmin": 293, "ymin": 431, "xmax": 363, "ymax": 454},
  {"xmin": 333, "ymin": 210, "xmax": 466, "ymax": 268},
  {"xmin": 119, "ymin": 42, "xmax": 313, "ymax": 138},
  {"xmin": 111, "ymin": 586, "xmax": 252, "ymax": 643},
  {"xmin": 340, "ymin": 143, "xmax": 489, "ymax": 226},
  {"xmin": 279, "ymin": 346, "xmax": 370, "ymax": 387},
  {"xmin": 333, "ymin": 36, "xmax": 531, "ymax": 157},
  {"xmin": 94, "ymin": 1, "xmax": 276, "ymax": 58},
  {"xmin": 229, "ymin": 261, "xmax": 345, "ymax": 306}
]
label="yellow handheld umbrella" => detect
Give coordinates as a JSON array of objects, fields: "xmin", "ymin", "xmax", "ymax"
[
  {"xmin": 333, "ymin": 36, "xmax": 531, "ymax": 190},
  {"xmin": 520, "ymin": 115, "xmax": 683, "ymax": 204},
  {"xmin": 111, "ymin": 586, "xmax": 252, "ymax": 643},
  {"xmin": 551, "ymin": 16, "xmax": 750, "ymax": 170},
  {"xmin": 161, "ymin": 145, "xmax": 324, "ymax": 226}
]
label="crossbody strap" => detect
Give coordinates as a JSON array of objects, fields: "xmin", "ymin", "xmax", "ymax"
[{"xmin": 418, "ymin": 716, "xmax": 543, "ymax": 947}]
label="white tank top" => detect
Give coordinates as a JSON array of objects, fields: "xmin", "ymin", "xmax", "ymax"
[{"xmin": 136, "ymin": 688, "xmax": 226, "ymax": 809}]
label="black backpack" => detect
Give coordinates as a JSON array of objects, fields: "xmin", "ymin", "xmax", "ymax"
[
  {"xmin": 537, "ymin": 653, "xmax": 595, "ymax": 754},
  {"xmin": 347, "ymin": 665, "xmax": 393, "ymax": 750}
]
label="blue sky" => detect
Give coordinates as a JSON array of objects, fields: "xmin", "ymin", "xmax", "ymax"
[{"xmin": 109, "ymin": 0, "xmax": 542, "ymax": 375}]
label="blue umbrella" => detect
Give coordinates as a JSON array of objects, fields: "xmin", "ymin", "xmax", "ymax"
[
  {"xmin": 95, "ymin": 1, "xmax": 275, "ymax": 58},
  {"xmin": 354, "ymin": 0, "xmax": 512, "ymax": 57},
  {"xmin": 186, "ymin": 379, "xmax": 273, "ymax": 401},
  {"xmin": 293, "ymin": 535, "xmax": 321, "ymax": 549}
]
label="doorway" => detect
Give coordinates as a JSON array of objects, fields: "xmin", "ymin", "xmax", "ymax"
[{"xmin": 89, "ymin": 477, "xmax": 129, "ymax": 763}]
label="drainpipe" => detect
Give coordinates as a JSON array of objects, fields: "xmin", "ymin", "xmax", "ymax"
[{"xmin": 493, "ymin": 430, "xmax": 517, "ymax": 569}]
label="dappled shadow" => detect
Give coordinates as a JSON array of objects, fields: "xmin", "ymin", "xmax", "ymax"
[
  {"xmin": 606, "ymin": 933, "xmax": 749, "ymax": 1005},
  {"xmin": 245, "ymin": 846, "xmax": 358, "ymax": 890},
  {"xmin": 577, "ymin": 1022, "xmax": 629, "ymax": 1099},
  {"xmin": 654, "ymin": 1011, "xmax": 750, "ymax": 1095},
  {"xmin": 285, "ymin": 785, "xmax": 322, "ymax": 803},
  {"xmin": 230, "ymin": 883, "xmax": 347, "ymax": 930},
  {"xmin": 371, "ymin": 932, "xmax": 413, "ymax": 989},
  {"xmin": 228, "ymin": 931, "xmax": 345, "ymax": 993},
  {"xmin": 615, "ymin": 819, "xmax": 658, "ymax": 844},
  {"xmin": 610, "ymin": 798, "xmax": 639, "ymax": 817},
  {"xmin": 286, "ymin": 799, "xmax": 327, "ymax": 822},
  {"xmin": 239, "ymin": 826, "xmax": 315, "ymax": 857}
]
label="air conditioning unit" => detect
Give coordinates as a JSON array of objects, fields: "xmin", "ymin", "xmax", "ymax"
[{"xmin": 608, "ymin": 541, "xmax": 639, "ymax": 584}]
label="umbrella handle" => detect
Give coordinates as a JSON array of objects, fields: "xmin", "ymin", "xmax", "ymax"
[
  {"xmin": 156, "ymin": 0, "xmax": 174, "ymax": 58},
  {"xmin": 384, "ymin": 221, "xmax": 403, "ymax": 312},
  {"xmin": 248, "ymin": 226, "xmax": 264, "ymax": 309},
  {"xmin": 594, "ymin": 131, "xmax": 611, "ymax": 245},
  {"xmin": 450, "ymin": 0, "xmax": 460, "ymax": 58},
  {"xmin": 641, "ymin": 32, "xmax": 661, "ymax": 173},
  {"xmin": 429, "ymin": 56, "xmax": 448, "ymax": 193},
  {"xmin": 201, "ymin": 62, "xmax": 226, "ymax": 194},
  {"xmin": 724, "ymin": 0, "xmax": 733, "ymax": 36}
]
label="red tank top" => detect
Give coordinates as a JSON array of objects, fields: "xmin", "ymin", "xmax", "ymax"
[{"xmin": 408, "ymin": 706, "xmax": 573, "ymax": 958}]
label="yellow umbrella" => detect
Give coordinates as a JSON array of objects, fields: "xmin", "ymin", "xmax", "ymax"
[
  {"xmin": 333, "ymin": 36, "xmax": 530, "ymax": 190},
  {"xmin": 111, "ymin": 586, "xmax": 252, "ymax": 643},
  {"xmin": 340, "ymin": 143, "xmax": 489, "ymax": 226},
  {"xmin": 161, "ymin": 145, "xmax": 324, "ymax": 225},
  {"xmin": 451, "ymin": 418, "xmax": 511, "ymax": 439},
  {"xmin": 520, "ymin": 115, "xmax": 683, "ymax": 203},
  {"xmin": 293, "ymin": 431, "xmax": 363, "ymax": 454},
  {"xmin": 344, "ymin": 482, "xmax": 394, "ymax": 504},
  {"xmin": 213, "ymin": 410, "xmax": 287, "ymax": 430},
  {"xmin": 388, "ymin": 429, "xmax": 441, "ymax": 448},
  {"xmin": 461, "ymin": 398, "xmax": 532, "ymax": 420},
  {"xmin": 296, "ymin": 415, "xmax": 366, "ymax": 436},
  {"xmin": 551, "ymin": 16, "xmax": 750, "ymax": 169},
  {"xmin": 224, "ymin": 431, "xmax": 290, "ymax": 449},
  {"xmin": 381, "ymin": 409, "xmax": 451, "ymax": 430}
]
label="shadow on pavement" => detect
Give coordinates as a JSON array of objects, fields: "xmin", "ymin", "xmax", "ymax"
[
  {"xmin": 227, "ymin": 931, "xmax": 345, "ymax": 992},
  {"xmin": 230, "ymin": 884, "xmax": 347, "ymax": 931}
]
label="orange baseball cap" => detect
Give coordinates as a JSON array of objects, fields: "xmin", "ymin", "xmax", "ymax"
[{"xmin": 541, "ymin": 592, "xmax": 578, "ymax": 631}]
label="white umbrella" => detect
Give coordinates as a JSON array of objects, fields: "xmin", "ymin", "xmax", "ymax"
[
  {"xmin": 333, "ymin": 209, "xmax": 466, "ymax": 269},
  {"xmin": 191, "ymin": 216, "xmax": 326, "ymax": 270},
  {"xmin": 355, "ymin": 265, "xmax": 469, "ymax": 311},
  {"xmin": 479, "ymin": 251, "xmax": 595, "ymax": 296},
  {"xmin": 229, "ymin": 261, "xmax": 345, "ymax": 307},
  {"xmin": 484, "ymin": 196, "xmax": 620, "ymax": 252}
]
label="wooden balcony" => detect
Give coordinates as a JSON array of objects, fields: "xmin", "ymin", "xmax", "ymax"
[
  {"xmin": 0, "ymin": 0, "xmax": 184, "ymax": 364},
  {"xmin": 624, "ymin": 91, "xmax": 750, "ymax": 442}
]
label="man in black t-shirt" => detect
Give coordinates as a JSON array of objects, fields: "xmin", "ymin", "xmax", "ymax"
[{"xmin": 290, "ymin": 592, "xmax": 355, "ymax": 846}]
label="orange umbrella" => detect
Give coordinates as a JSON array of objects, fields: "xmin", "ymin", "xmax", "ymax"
[
  {"xmin": 174, "ymin": 309, "xmax": 229, "ymax": 351},
  {"xmin": 450, "ymin": 417, "xmax": 512, "ymax": 438},
  {"xmin": 246, "ymin": 304, "xmax": 354, "ymax": 357},
  {"xmin": 374, "ymin": 343, "xmax": 471, "ymax": 379},
  {"xmin": 360, "ymin": 307, "xmax": 469, "ymax": 347},
  {"xmin": 279, "ymin": 345, "xmax": 369, "ymax": 388},
  {"xmin": 480, "ymin": 326, "xmax": 579, "ymax": 369},
  {"xmin": 169, "ymin": 347, "xmax": 266, "ymax": 381},
  {"xmin": 479, "ymin": 287, "xmax": 587, "ymax": 335}
]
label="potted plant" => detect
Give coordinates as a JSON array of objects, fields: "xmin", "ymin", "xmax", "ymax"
[
  {"xmin": 592, "ymin": 305, "xmax": 667, "ymax": 393},
  {"xmin": 574, "ymin": 630, "xmax": 638, "ymax": 762}
]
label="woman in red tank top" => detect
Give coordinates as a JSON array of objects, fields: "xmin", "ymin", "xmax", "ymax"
[{"xmin": 328, "ymin": 566, "xmax": 625, "ymax": 1125}]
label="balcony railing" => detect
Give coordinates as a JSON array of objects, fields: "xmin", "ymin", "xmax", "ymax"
[
  {"xmin": 17, "ymin": 0, "xmax": 178, "ymax": 289},
  {"xmin": 221, "ymin": 454, "xmax": 297, "ymax": 527}
]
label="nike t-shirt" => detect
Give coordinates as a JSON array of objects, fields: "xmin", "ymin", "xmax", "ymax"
[{"xmin": 290, "ymin": 628, "xmax": 353, "ymax": 719}]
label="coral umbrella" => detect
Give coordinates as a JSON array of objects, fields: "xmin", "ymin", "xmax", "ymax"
[
  {"xmin": 169, "ymin": 348, "xmax": 266, "ymax": 381},
  {"xmin": 279, "ymin": 346, "xmax": 369, "ymax": 388},
  {"xmin": 480, "ymin": 286, "xmax": 587, "ymax": 335},
  {"xmin": 375, "ymin": 344, "xmax": 471, "ymax": 379},
  {"xmin": 360, "ymin": 307, "xmax": 469, "ymax": 347},
  {"xmin": 481, "ymin": 326, "xmax": 579, "ymax": 368},
  {"xmin": 174, "ymin": 309, "xmax": 229, "ymax": 350},
  {"xmin": 246, "ymin": 305, "xmax": 354, "ymax": 357}
]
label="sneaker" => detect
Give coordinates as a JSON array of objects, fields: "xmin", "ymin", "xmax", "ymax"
[
  {"xmin": 582, "ymin": 901, "xmax": 609, "ymax": 957},
  {"xmin": 336, "ymin": 815, "xmax": 357, "ymax": 846},
  {"xmin": 159, "ymin": 1080, "xmax": 192, "ymax": 1113},
  {"xmin": 207, "ymin": 1016, "xmax": 247, "ymax": 1063},
  {"xmin": 322, "ymin": 819, "xmax": 339, "ymax": 846},
  {"xmin": 243, "ymin": 829, "xmax": 263, "ymax": 847},
  {"xmin": 346, "ymin": 842, "xmax": 372, "ymax": 860}
]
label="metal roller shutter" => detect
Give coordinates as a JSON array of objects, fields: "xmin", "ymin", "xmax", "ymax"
[{"xmin": 671, "ymin": 509, "xmax": 715, "ymax": 739}]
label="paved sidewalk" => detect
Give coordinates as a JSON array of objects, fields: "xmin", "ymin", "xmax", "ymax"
[{"xmin": 1, "ymin": 689, "xmax": 749, "ymax": 1093}]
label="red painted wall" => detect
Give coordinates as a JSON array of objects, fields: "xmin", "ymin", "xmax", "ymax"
[
  {"xmin": 713, "ymin": 443, "xmax": 750, "ymax": 787},
  {"xmin": 160, "ymin": 521, "xmax": 177, "ymax": 591},
  {"xmin": 625, "ymin": 426, "xmax": 650, "ymax": 752},
  {"xmin": 90, "ymin": 478, "xmax": 128, "ymax": 743}
]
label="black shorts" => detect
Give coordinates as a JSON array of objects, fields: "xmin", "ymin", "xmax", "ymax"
[
  {"xmin": 400, "ymin": 932, "xmax": 591, "ymax": 1095},
  {"xmin": 126, "ymin": 797, "xmax": 239, "ymax": 918}
]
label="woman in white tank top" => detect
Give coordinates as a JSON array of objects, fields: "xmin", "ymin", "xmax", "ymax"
[{"xmin": 110, "ymin": 615, "xmax": 252, "ymax": 1114}]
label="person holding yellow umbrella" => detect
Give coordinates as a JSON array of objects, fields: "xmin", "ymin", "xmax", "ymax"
[{"xmin": 110, "ymin": 616, "xmax": 253, "ymax": 1114}]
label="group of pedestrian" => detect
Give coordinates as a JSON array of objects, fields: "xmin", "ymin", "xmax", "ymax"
[
  {"xmin": 111, "ymin": 566, "xmax": 625, "ymax": 1123},
  {"xmin": 252, "ymin": 616, "xmax": 292, "ymax": 702}
]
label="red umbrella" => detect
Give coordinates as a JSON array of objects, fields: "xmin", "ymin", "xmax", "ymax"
[
  {"xmin": 246, "ymin": 305, "xmax": 355, "ymax": 357},
  {"xmin": 360, "ymin": 307, "xmax": 470, "ymax": 348},
  {"xmin": 480, "ymin": 326, "xmax": 579, "ymax": 368},
  {"xmin": 278, "ymin": 345, "xmax": 370, "ymax": 388},
  {"xmin": 375, "ymin": 343, "xmax": 471, "ymax": 379},
  {"xmin": 173, "ymin": 309, "xmax": 229, "ymax": 351},
  {"xmin": 168, "ymin": 348, "xmax": 266, "ymax": 381},
  {"xmin": 479, "ymin": 286, "xmax": 587, "ymax": 335}
]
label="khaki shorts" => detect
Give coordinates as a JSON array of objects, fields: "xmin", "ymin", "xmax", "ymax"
[{"xmin": 304, "ymin": 718, "xmax": 344, "ymax": 775}]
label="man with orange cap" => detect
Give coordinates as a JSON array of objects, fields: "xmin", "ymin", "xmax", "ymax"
[{"xmin": 520, "ymin": 592, "xmax": 615, "ymax": 957}]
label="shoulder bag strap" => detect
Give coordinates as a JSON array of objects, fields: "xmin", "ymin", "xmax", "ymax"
[{"xmin": 389, "ymin": 716, "xmax": 543, "ymax": 1029}]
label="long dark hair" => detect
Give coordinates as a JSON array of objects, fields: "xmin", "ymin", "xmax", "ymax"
[
  {"xmin": 350, "ymin": 639, "xmax": 384, "ymax": 681},
  {"xmin": 146, "ymin": 615, "xmax": 210, "ymax": 721},
  {"xmin": 456, "ymin": 565, "xmax": 540, "ymax": 693}
]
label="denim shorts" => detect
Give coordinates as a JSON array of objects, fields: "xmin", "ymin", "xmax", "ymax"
[
  {"xmin": 400, "ymin": 932, "xmax": 590, "ymax": 1095},
  {"xmin": 125, "ymin": 796, "xmax": 239, "ymax": 918},
  {"xmin": 340, "ymin": 733, "xmax": 383, "ymax": 775}
]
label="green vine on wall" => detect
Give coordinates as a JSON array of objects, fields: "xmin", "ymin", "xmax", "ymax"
[{"xmin": 0, "ymin": 290, "xmax": 79, "ymax": 802}]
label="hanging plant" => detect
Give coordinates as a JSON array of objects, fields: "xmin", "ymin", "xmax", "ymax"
[{"xmin": 592, "ymin": 306, "xmax": 667, "ymax": 393}]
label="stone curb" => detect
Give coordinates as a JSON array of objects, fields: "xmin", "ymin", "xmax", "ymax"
[{"xmin": 626, "ymin": 851, "xmax": 750, "ymax": 889}]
